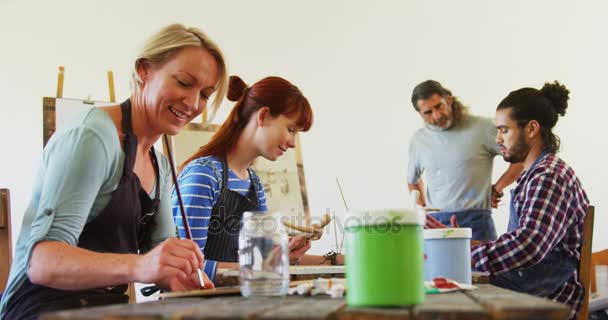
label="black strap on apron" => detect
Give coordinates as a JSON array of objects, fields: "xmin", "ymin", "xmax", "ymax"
[
  {"xmin": 203, "ymin": 158, "xmax": 259, "ymax": 262},
  {"xmin": 4, "ymin": 99, "xmax": 160, "ymax": 319}
]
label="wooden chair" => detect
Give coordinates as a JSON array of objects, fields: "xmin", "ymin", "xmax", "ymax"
[
  {"xmin": 0, "ymin": 188, "xmax": 12, "ymax": 293},
  {"xmin": 577, "ymin": 205, "xmax": 594, "ymax": 320},
  {"xmin": 590, "ymin": 249, "xmax": 608, "ymax": 293}
]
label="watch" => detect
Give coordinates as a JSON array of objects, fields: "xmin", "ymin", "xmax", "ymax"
[
  {"xmin": 492, "ymin": 184, "xmax": 503, "ymax": 198},
  {"xmin": 323, "ymin": 251, "xmax": 339, "ymax": 265}
]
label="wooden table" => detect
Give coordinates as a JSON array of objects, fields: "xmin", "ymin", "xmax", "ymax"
[{"xmin": 42, "ymin": 284, "xmax": 570, "ymax": 320}]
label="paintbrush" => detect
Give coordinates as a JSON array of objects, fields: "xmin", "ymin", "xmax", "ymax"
[
  {"xmin": 163, "ymin": 134, "xmax": 206, "ymax": 289},
  {"xmin": 335, "ymin": 178, "xmax": 348, "ymax": 254}
]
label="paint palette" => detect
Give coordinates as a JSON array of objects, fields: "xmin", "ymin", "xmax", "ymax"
[{"xmin": 218, "ymin": 265, "xmax": 345, "ymax": 278}]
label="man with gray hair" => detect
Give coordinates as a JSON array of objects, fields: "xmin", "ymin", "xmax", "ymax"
[{"xmin": 408, "ymin": 80, "xmax": 522, "ymax": 240}]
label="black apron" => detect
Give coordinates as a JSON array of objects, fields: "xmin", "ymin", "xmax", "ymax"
[
  {"xmin": 203, "ymin": 159, "xmax": 259, "ymax": 262},
  {"xmin": 4, "ymin": 100, "xmax": 160, "ymax": 320}
]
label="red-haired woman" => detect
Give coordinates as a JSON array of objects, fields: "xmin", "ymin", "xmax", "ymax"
[{"xmin": 173, "ymin": 76, "xmax": 343, "ymax": 283}]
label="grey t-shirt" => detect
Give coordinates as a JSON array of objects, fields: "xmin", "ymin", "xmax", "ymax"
[{"xmin": 407, "ymin": 115, "xmax": 500, "ymax": 211}]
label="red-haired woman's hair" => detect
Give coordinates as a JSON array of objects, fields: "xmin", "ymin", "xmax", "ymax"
[{"xmin": 180, "ymin": 75, "xmax": 313, "ymax": 170}]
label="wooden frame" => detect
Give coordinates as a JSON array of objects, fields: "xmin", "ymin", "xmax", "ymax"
[
  {"xmin": 43, "ymin": 97, "xmax": 102, "ymax": 146},
  {"xmin": 0, "ymin": 189, "xmax": 9, "ymax": 229},
  {"xmin": 42, "ymin": 98, "xmax": 311, "ymax": 221},
  {"xmin": 1, "ymin": 188, "xmax": 12, "ymax": 292},
  {"xmin": 42, "ymin": 97, "xmax": 58, "ymax": 146},
  {"xmin": 591, "ymin": 249, "xmax": 608, "ymax": 293},
  {"xmin": 577, "ymin": 205, "xmax": 595, "ymax": 320}
]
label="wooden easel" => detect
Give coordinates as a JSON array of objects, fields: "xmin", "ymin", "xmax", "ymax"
[
  {"xmin": 58, "ymin": 66, "xmax": 210, "ymax": 124},
  {"xmin": 54, "ymin": 66, "xmax": 117, "ymax": 102},
  {"xmin": 45, "ymin": 67, "xmax": 118, "ymax": 146},
  {"xmin": 0, "ymin": 188, "xmax": 12, "ymax": 292}
]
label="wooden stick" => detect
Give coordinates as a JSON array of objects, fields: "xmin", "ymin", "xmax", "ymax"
[
  {"xmin": 56, "ymin": 66, "xmax": 64, "ymax": 98},
  {"xmin": 201, "ymin": 108, "xmax": 208, "ymax": 124},
  {"xmin": 336, "ymin": 178, "xmax": 349, "ymax": 211},
  {"xmin": 335, "ymin": 178, "xmax": 348, "ymax": 253},
  {"xmin": 163, "ymin": 134, "xmax": 204, "ymax": 287},
  {"xmin": 332, "ymin": 209, "xmax": 338, "ymax": 253},
  {"xmin": 163, "ymin": 135, "xmax": 191, "ymax": 238},
  {"xmin": 159, "ymin": 285, "xmax": 240, "ymax": 299},
  {"xmin": 107, "ymin": 70, "xmax": 116, "ymax": 102}
]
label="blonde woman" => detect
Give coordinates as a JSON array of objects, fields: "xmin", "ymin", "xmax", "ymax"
[{"xmin": 0, "ymin": 24, "xmax": 226, "ymax": 319}]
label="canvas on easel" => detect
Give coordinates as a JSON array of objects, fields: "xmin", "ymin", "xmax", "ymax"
[
  {"xmin": 42, "ymin": 97, "xmax": 114, "ymax": 146},
  {"xmin": 43, "ymin": 67, "xmax": 116, "ymax": 146},
  {"xmin": 168, "ymin": 122, "xmax": 311, "ymax": 223}
]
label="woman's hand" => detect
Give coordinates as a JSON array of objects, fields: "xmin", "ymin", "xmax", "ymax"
[
  {"xmin": 288, "ymin": 235, "xmax": 311, "ymax": 265},
  {"xmin": 134, "ymin": 238, "xmax": 211, "ymax": 291}
]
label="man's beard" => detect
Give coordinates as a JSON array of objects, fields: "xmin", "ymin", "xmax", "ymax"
[
  {"xmin": 502, "ymin": 134, "xmax": 529, "ymax": 163},
  {"xmin": 427, "ymin": 116, "xmax": 453, "ymax": 131}
]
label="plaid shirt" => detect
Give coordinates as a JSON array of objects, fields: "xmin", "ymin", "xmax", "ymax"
[{"xmin": 472, "ymin": 153, "xmax": 589, "ymax": 316}]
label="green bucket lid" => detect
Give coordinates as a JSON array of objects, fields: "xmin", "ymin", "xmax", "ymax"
[
  {"xmin": 344, "ymin": 208, "xmax": 425, "ymax": 228},
  {"xmin": 424, "ymin": 228, "xmax": 472, "ymax": 239}
]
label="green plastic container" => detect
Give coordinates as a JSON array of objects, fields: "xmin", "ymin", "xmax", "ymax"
[{"xmin": 345, "ymin": 209, "xmax": 425, "ymax": 306}]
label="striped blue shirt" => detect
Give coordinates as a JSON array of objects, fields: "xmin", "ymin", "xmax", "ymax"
[{"xmin": 172, "ymin": 156, "xmax": 267, "ymax": 282}]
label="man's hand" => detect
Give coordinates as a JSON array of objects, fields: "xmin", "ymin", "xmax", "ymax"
[
  {"xmin": 134, "ymin": 238, "xmax": 211, "ymax": 291},
  {"xmin": 425, "ymin": 214, "xmax": 459, "ymax": 229},
  {"xmin": 471, "ymin": 240, "xmax": 484, "ymax": 246},
  {"xmin": 288, "ymin": 235, "xmax": 311, "ymax": 265},
  {"xmin": 408, "ymin": 183, "xmax": 426, "ymax": 207},
  {"xmin": 491, "ymin": 184, "xmax": 504, "ymax": 208}
]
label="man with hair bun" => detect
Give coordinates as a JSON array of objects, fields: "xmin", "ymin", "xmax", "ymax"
[
  {"xmin": 436, "ymin": 81, "xmax": 589, "ymax": 319},
  {"xmin": 408, "ymin": 80, "xmax": 523, "ymax": 241}
]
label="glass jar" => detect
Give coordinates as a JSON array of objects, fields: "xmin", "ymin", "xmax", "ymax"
[{"xmin": 238, "ymin": 211, "xmax": 289, "ymax": 297}]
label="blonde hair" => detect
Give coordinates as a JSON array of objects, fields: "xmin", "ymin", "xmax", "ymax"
[{"xmin": 132, "ymin": 23, "xmax": 227, "ymax": 116}]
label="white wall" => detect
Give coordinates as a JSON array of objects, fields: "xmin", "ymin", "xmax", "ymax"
[{"xmin": 1, "ymin": 0, "xmax": 606, "ymax": 257}]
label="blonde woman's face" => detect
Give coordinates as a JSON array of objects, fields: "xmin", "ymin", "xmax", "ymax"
[{"xmin": 138, "ymin": 46, "xmax": 219, "ymax": 135}]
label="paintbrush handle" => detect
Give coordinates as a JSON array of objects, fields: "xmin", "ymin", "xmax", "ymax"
[
  {"xmin": 163, "ymin": 135, "xmax": 192, "ymax": 239},
  {"xmin": 163, "ymin": 135, "xmax": 205, "ymax": 288}
]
